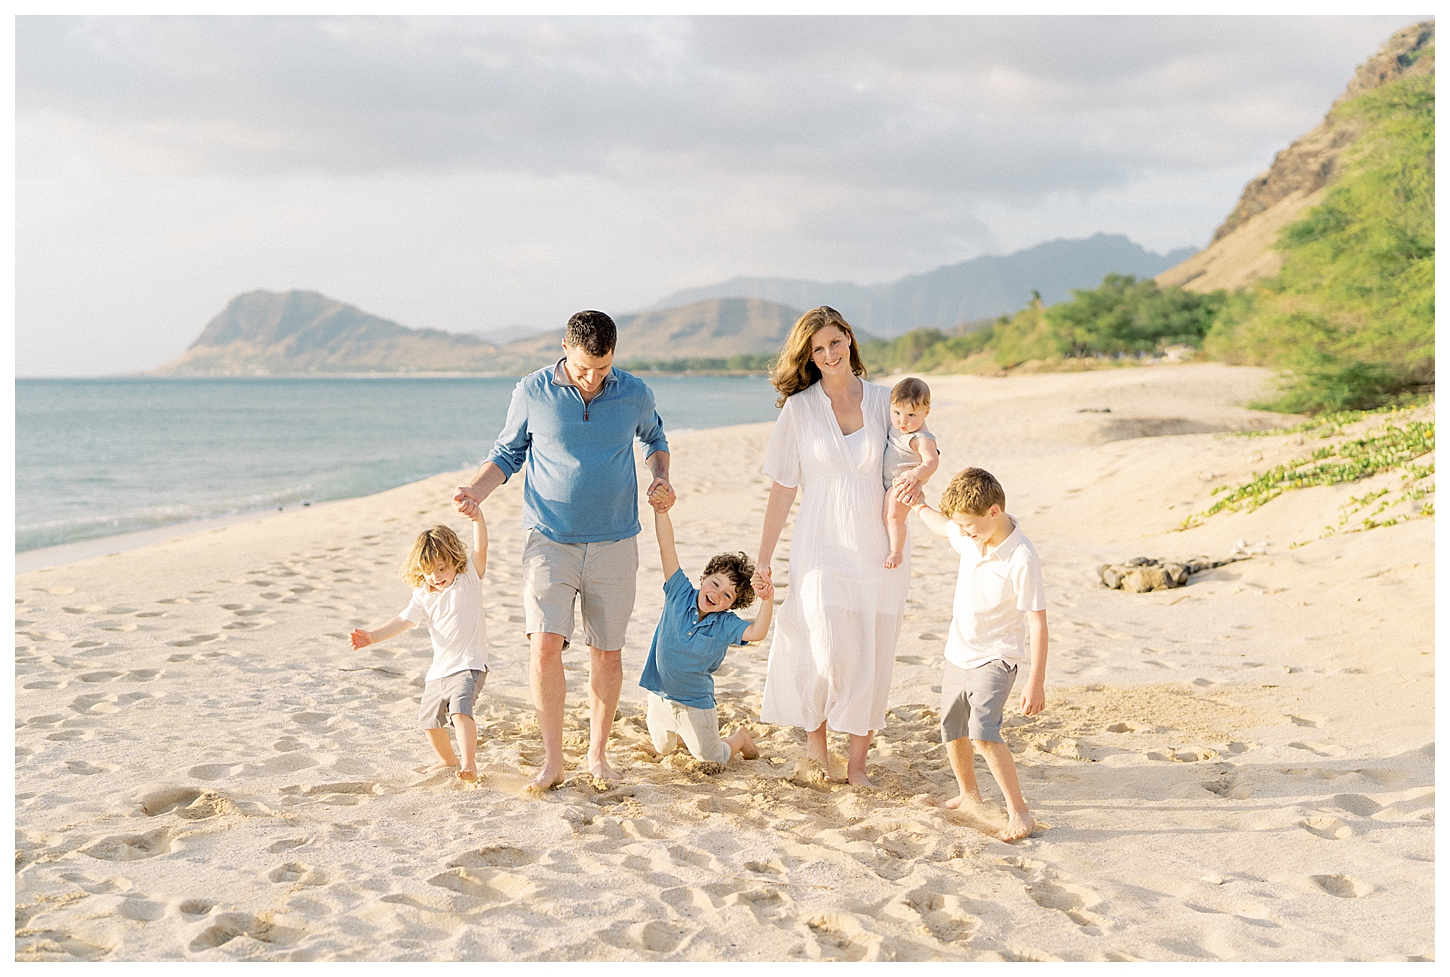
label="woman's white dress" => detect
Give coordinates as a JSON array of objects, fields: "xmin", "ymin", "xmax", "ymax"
[{"xmin": 759, "ymin": 380, "xmax": 909, "ymax": 736}]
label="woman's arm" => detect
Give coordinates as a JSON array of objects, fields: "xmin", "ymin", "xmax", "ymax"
[
  {"xmin": 654, "ymin": 507, "xmax": 681, "ymax": 580},
  {"xmin": 756, "ymin": 481, "xmax": 798, "ymax": 576},
  {"xmin": 741, "ymin": 574, "xmax": 776, "ymax": 642}
]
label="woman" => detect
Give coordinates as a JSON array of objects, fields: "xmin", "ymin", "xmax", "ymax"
[{"xmin": 755, "ymin": 306, "xmax": 914, "ymax": 785}]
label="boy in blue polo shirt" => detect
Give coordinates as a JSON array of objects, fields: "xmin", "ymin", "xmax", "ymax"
[{"xmin": 639, "ymin": 505, "xmax": 775, "ymax": 766}]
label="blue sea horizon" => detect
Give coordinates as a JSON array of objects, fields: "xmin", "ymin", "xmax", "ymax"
[{"xmin": 15, "ymin": 374, "xmax": 781, "ymax": 555}]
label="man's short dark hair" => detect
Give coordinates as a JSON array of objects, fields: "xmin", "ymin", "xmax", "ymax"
[{"xmin": 565, "ymin": 311, "xmax": 617, "ymax": 357}]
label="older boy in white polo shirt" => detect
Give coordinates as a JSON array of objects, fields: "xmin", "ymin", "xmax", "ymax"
[{"xmin": 914, "ymin": 467, "xmax": 1048, "ymax": 842}]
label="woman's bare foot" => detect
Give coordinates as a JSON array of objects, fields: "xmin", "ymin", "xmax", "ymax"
[
  {"xmin": 935, "ymin": 790, "xmax": 986, "ymax": 811},
  {"xmin": 1000, "ymin": 811, "xmax": 1037, "ymax": 842},
  {"xmin": 846, "ymin": 765, "xmax": 873, "ymax": 787},
  {"xmin": 457, "ymin": 767, "xmax": 479, "ymax": 783},
  {"xmin": 883, "ymin": 552, "xmax": 903, "ymax": 569}
]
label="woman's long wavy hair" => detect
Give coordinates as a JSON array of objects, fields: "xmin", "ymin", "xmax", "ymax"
[{"xmin": 770, "ymin": 305, "xmax": 867, "ymax": 407}]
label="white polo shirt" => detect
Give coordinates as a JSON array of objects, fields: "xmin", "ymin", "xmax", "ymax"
[
  {"xmin": 944, "ymin": 516, "xmax": 1046, "ymax": 671},
  {"xmin": 400, "ymin": 555, "xmax": 489, "ymax": 682}
]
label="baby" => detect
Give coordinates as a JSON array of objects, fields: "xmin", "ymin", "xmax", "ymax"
[
  {"xmin": 349, "ymin": 501, "xmax": 488, "ymax": 783},
  {"xmin": 638, "ymin": 504, "xmax": 775, "ymax": 767},
  {"xmin": 883, "ymin": 376, "xmax": 941, "ymax": 569}
]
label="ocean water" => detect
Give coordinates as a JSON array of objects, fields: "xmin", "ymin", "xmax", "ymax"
[{"xmin": 15, "ymin": 375, "xmax": 781, "ymax": 553}]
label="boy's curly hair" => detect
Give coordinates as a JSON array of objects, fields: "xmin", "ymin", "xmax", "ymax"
[
  {"xmin": 938, "ymin": 467, "xmax": 1007, "ymax": 518},
  {"xmin": 703, "ymin": 551, "xmax": 756, "ymax": 609},
  {"xmin": 402, "ymin": 525, "xmax": 469, "ymax": 588}
]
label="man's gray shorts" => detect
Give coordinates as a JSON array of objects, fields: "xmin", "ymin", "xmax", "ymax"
[
  {"xmin": 522, "ymin": 530, "xmax": 638, "ymax": 651},
  {"xmin": 418, "ymin": 669, "xmax": 486, "ymax": 730},
  {"xmin": 940, "ymin": 659, "xmax": 1018, "ymax": 744}
]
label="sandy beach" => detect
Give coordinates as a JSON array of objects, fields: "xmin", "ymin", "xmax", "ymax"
[{"xmin": 14, "ymin": 362, "xmax": 1434, "ymax": 962}]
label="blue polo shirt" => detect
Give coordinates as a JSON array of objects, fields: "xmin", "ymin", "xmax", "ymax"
[
  {"xmin": 485, "ymin": 359, "xmax": 669, "ymax": 544},
  {"xmin": 639, "ymin": 568, "xmax": 751, "ymax": 709}
]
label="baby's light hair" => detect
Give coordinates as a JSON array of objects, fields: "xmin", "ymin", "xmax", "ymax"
[
  {"xmin": 891, "ymin": 376, "xmax": 931, "ymax": 408},
  {"xmin": 939, "ymin": 467, "xmax": 1007, "ymax": 517},
  {"xmin": 703, "ymin": 551, "xmax": 756, "ymax": 609},
  {"xmin": 402, "ymin": 525, "xmax": 469, "ymax": 588}
]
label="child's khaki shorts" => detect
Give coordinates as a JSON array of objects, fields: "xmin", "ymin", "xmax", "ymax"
[
  {"xmin": 522, "ymin": 530, "xmax": 637, "ymax": 651},
  {"xmin": 419, "ymin": 668, "xmax": 486, "ymax": 730},
  {"xmin": 939, "ymin": 659, "xmax": 1017, "ymax": 744},
  {"xmin": 645, "ymin": 691, "xmax": 731, "ymax": 764}
]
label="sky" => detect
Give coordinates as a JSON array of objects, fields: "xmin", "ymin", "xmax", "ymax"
[{"xmin": 14, "ymin": 14, "xmax": 1427, "ymax": 376}]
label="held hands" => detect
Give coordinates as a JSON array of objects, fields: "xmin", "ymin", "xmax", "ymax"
[
  {"xmin": 646, "ymin": 478, "xmax": 676, "ymax": 512},
  {"xmin": 892, "ymin": 471, "xmax": 925, "ymax": 506},
  {"xmin": 454, "ymin": 490, "xmax": 483, "ymax": 522},
  {"xmin": 348, "ymin": 628, "xmax": 373, "ymax": 650},
  {"xmin": 753, "ymin": 573, "xmax": 775, "ymax": 603},
  {"xmin": 453, "ymin": 485, "xmax": 481, "ymax": 511}
]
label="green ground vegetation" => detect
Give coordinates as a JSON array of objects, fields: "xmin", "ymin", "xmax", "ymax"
[{"xmin": 1178, "ymin": 406, "xmax": 1434, "ymax": 536}]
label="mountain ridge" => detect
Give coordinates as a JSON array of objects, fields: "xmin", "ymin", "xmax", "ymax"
[{"xmin": 646, "ymin": 234, "xmax": 1195, "ymax": 338}]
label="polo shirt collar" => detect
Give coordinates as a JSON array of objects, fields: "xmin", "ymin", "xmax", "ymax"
[
  {"xmin": 551, "ymin": 356, "xmax": 618, "ymax": 389},
  {"xmin": 981, "ymin": 515, "xmax": 1022, "ymax": 560}
]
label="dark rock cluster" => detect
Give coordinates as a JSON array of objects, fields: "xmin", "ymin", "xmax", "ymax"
[{"xmin": 1097, "ymin": 555, "xmax": 1247, "ymax": 593}]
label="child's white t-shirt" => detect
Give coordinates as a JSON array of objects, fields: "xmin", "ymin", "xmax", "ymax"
[
  {"xmin": 399, "ymin": 555, "xmax": 489, "ymax": 682},
  {"xmin": 944, "ymin": 516, "xmax": 1046, "ymax": 671}
]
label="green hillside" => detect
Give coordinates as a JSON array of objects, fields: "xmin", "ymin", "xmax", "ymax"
[{"xmin": 1204, "ymin": 62, "xmax": 1434, "ymax": 411}]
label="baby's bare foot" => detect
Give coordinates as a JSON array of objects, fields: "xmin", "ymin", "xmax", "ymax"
[
  {"xmin": 883, "ymin": 552, "xmax": 903, "ymax": 569},
  {"xmin": 1001, "ymin": 811, "xmax": 1037, "ymax": 842}
]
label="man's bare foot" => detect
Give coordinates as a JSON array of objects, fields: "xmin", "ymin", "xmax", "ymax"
[
  {"xmin": 1000, "ymin": 811, "xmax": 1037, "ymax": 842},
  {"xmin": 935, "ymin": 790, "xmax": 986, "ymax": 811},
  {"xmin": 587, "ymin": 756, "xmax": 622, "ymax": 782},
  {"xmin": 846, "ymin": 766, "xmax": 873, "ymax": 787},
  {"xmin": 418, "ymin": 760, "xmax": 458, "ymax": 775},
  {"xmin": 883, "ymin": 552, "xmax": 903, "ymax": 569},
  {"xmin": 457, "ymin": 768, "xmax": 479, "ymax": 783}
]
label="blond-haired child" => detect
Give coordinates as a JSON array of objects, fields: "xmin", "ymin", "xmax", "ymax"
[
  {"xmin": 913, "ymin": 467, "xmax": 1047, "ymax": 841},
  {"xmin": 883, "ymin": 376, "xmax": 940, "ymax": 569},
  {"xmin": 350, "ymin": 500, "xmax": 488, "ymax": 783}
]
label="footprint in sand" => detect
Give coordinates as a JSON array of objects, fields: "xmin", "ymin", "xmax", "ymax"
[
  {"xmin": 1311, "ymin": 874, "xmax": 1373, "ymax": 898},
  {"xmin": 1329, "ymin": 793, "xmax": 1383, "ymax": 817},
  {"xmin": 82, "ymin": 827, "xmax": 177, "ymax": 862},
  {"xmin": 447, "ymin": 845, "xmax": 538, "ymax": 869},
  {"xmin": 62, "ymin": 605, "xmax": 106, "ymax": 614},
  {"xmin": 1300, "ymin": 816, "xmax": 1353, "ymax": 840},
  {"xmin": 179, "ymin": 899, "xmax": 216, "ymax": 917},
  {"xmin": 266, "ymin": 838, "xmax": 310, "ymax": 853},
  {"xmin": 189, "ymin": 912, "xmax": 305, "ymax": 952},
  {"xmin": 167, "ymin": 633, "xmax": 223, "ymax": 648},
  {"xmin": 887, "ymin": 888, "xmax": 980, "ymax": 944},
  {"xmin": 1026, "ymin": 879, "xmax": 1108, "ymax": 930},
  {"xmin": 65, "ymin": 760, "xmax": 118, "ymax": 776},
  {"xmin": 268, "ymin": 862, "xmax": 329, "ymax": 886},
  {"xmin": 69, "ymin": 692, "xmax": 152, "ymax": 715},
  {"xmin": 802, "ymin": 914, "xmax": 875, "ymax": 962}
]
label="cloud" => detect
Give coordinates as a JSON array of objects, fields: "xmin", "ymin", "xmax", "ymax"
[{"xmin": 17, "ymin": 14, "xmax": 1421, "ymax": 202}]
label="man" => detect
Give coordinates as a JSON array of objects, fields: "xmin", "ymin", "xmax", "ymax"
[{"xmin": 454, "ymin": 310, "xmax": 674, "ymax": 789}]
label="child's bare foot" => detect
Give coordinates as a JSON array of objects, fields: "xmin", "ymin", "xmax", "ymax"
[
  {"xmin": 727, "ymin": 727, "xmax": 759, "ymax": 760},
  {"xmin": 418, "ymin": 760, "xmax": 458, "ymax": 775},
  {"xmin": 524, "ymin": 760, "xmax": 565, "ymax": 794},
  {"xmin": 883, "ymin": 552, "xmax": 903, "ymax": 569},
  {"xmin": 1000, "ymin": 811, "xmax": 1037, "ymax": 842},
  {"xmin": 457, "ymin": 767, "xmax": 479, "ymax": 783},
  {"xmin": 935, "ymin": 790, "xmax": 986, "ymax": 811}
]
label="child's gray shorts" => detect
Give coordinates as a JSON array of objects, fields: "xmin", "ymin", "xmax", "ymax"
[
  {"xmin": 940, "ymin": 659, "xmax": 1017, "ymax": 744},
  {"xmin": 645, "ymin": 691, "xmax": 731, "ymax": 764},
  {"xmin": 418, "ymin": 668, "xmax": 486, "ymax": 730}
]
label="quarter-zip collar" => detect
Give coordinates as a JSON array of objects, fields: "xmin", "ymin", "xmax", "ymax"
[{"xmin": 550, "ymin": 356, "xmax": 618, "ymax": 421}]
